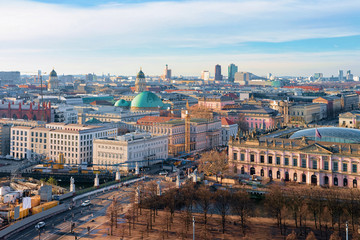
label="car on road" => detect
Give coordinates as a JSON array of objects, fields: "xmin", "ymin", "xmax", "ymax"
[
  {"xmin": 35, "ymin": 221, "xmax": 45, "ymax": 229},
  {"xmin": 81, "ymin": 200, "xmax": 91, "ymax": 207},
  {"xmin": 159, "ymin": 171, "xmax": 168, "ymax": 176}
]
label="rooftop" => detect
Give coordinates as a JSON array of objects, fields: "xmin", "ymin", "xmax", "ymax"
[{"xmin": 290, "ymin": 127, "xmax": 360, "ymax": 144}]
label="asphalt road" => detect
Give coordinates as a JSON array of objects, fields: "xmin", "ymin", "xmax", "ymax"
[{"xmin": 9, "ymin": 183, "xmax": 140, "ymax": 240}]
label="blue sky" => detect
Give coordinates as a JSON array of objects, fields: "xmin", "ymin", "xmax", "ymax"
[{"xmin": 0, "ymin": 0, "xmax": 359, "ymax": 77}]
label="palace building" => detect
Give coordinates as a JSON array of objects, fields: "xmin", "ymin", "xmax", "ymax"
[{"xmin": 228, "ymin": 127, "xmax": 360, "ymax": 188}]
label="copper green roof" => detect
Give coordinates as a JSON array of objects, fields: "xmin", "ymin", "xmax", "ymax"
[
  {"xmin": 114, "ymin": 99, "xmax": 130, "ymax": 107},
  {"xmin": 131, "ymin": 91, "xmax": 164, "ymax": 109},
  {"xmin": 85, "ymin": 117, "xmax": 102, "ymax": 124}
]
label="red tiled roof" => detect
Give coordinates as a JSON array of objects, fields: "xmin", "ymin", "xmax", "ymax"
[{"xmin": 221, "ymin": 117, "xmax": 236, "ymax": 125}]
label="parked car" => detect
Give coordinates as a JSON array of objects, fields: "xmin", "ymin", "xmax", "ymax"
[
  {"xmin": 35, "ymin": 221, "xmax": 45, "ymax": 229},
  {"xmin": 159, "ymin": 171, "xmax": 168, "ymax": 176},
  {"xmin": 81, "ymin": 200, "xmax": 91, "ymax": 207}
]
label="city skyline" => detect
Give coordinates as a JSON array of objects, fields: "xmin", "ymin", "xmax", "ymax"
[{"xmin": 0, "ymin": 0, "xmax": 359, "ymax": 76}]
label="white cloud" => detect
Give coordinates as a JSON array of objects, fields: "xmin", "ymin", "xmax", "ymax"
[{"xmin": 0, "ymin": 0, "xmax": 359, "ymax": 75}]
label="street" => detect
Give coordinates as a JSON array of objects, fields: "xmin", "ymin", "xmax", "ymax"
[{"xmin": 10, "ymin": 183, "xmax": 140, "ymax": 240}]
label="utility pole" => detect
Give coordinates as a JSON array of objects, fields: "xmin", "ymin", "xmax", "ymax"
[{"xmin": 192, "ymin": 216, "xmax": 195, "ymax": 240}]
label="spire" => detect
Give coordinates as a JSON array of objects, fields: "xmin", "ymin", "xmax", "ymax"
[{"xmin": 186, "ymin": 100, "xmax": 190, "ymax": 110}]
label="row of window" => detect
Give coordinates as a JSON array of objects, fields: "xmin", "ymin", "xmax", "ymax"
[{"xmin": 236, "ymin": 153, "xmax": 358, "ymax": 173}]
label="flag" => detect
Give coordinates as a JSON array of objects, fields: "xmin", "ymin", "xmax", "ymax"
[{"xmin": 315, "ymin": 128, "xmax": 322, "ymax": 139}]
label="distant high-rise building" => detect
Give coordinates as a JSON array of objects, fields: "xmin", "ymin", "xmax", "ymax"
[
  {"xmin": 234, "ymin": 72, "xmax": 250, "ymax": 85},
  {"xmin": 346, "ymin": 70, "xmax": 354, "ymax": 81},
  {"xmin": 0, "ymin": 71, "xmax": 20, "ymax": 86},
  {"xmin": 201, "ymin": 71, "xmax": 210, "ymax": 81},
  {"xmin": 162, "ymin": 64, "xmax": 172, "ymax": 80},
  {"xmin": 227, "ymin": 64, "xmax": 238, "ymax": 82},
  {"xmin": 267, "ymin": 73, "xmax": 272, "ymax": 80},
  {"xmin": 313, "ymin": 73, "xmax": 323, "ymax": 80},
  {"xmin": 338, "ymin": 70, "xmax": 344, "ymax": 81},
  {"xmin": 85, "ymin": 73, "xmax": 97, "ymax": 82},
  {"xmin": 215, "ymin": 64, "xmax": 222, "ymax": 81}
]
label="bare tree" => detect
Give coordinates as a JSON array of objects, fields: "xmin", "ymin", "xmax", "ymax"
[
  {"xmin": 235, "ymin": 113, "xmax": 249, "ymax": 132},
  {"xmin": 214, "ymin": 189, "xmax": 232, "ymax": 234},
  {"xmin": 343, "ymin": 188, "xmax": 360, "ymax": 231},
  {"xmin": 266, "ymin": 186, "xmax": 286, "ymax": 235},
  {"xmin": 198, "ymin": 150, "xmax": 228, "ymax": 182},
  {"xmin": 196, "ymin": 186, "xmax": 213, "ymax": 226},
  {"xmin": 305, "ymin": 231, "xmax": 317, "ymax": 240},
  {"xmin": 231, "ymin": 188, "xmax": 250, "ymax": 235}
]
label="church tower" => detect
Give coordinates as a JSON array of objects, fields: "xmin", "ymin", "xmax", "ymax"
[
  {"xmin": 135, "ymin": 68, "xmax": 146, "ymax": 93},
  {"xmin": 47, "ymin": 69, "xmax": 59, "ymax": 92}
]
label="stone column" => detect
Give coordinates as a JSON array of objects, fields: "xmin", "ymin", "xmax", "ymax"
[
  {"xmin": 135, "ymin": 162, "xmax": 139, "ymax": 175},
  {"xmin": 115, "ymin": 170, "xmax": 121, "ymax": 182},
  {"xmin": 94, "ymin": 174, "xmax": 99, "ymax": 188},
  {"xmin": 70, "ymin": 177, "xmax": 75, "ymax": 193}
]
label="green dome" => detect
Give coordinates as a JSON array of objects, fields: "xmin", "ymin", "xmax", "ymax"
[
  {"xmin": 131, "ymin": 91, "xmax": 164, "ymax": 109},
  {"xmin": 49, "ymin": 69, "xmax": 57, "ymax": 77},
  {"xmin": 137, "ymin": 69, "xmax": 145, "ymax": 79},
  {"xmin": 114, "ymin": 99, "xmax": 130, "ymax": 107}
]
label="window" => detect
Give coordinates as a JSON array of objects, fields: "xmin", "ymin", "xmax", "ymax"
[
  {"xmin": 284, "ymin": 157, "xmax": 289, "ymax": 166},
  {"xmin": 240, "ymin": 153, "xmax": 245, "ymax": 161},
  {"xmin": 352, "ymin": 164, "xmax": 357, "ymax": 173},
  {"xmin": 343, "ymin": 163, "xmax": 348, "ymax": 172},
  {"xmin": 233, "ymin": 153, "xmax": 237, "ymax": 160},
  {"xmin": 324, "ymin": 161, "xmax": 329, "ymax": 170},
  {"xmin": 301, "ymin": 159, "xmax": 306, "ymax": 168},
  {"xmin": 333, "ymin": 162, "xmax": 339, "ymax": 172},
  {"xmin": 312, "ymin": 160, "xmax": 317, "ymax": 169},
  {"xmin": 268, "ymin": 156, "xmax": 273, "ymax": 164},
  {"xmin": 260, "ymin": 155, "xmax": 264, "ymax": 163},
  {"xmin": 293, "ymin": 158, "xmax": 298, "ymax": 167},
  {"xmin": 250, "ymin": 154, "xmax": 255, "ymax": 162},
  {"xmin": 276, "ymin": 157, "xmax": 281, "ymax": 165}
]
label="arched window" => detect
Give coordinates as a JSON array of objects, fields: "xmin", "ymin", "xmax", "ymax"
[
  {"xmin": 353, "ymin": 179, "xmax": 357, "ymax": 188},
  {"xmin": 241, "ymin": 166, "xmax": 244, "ymax": 174},
  {"xmin": 293, "ymin": 173, "xmax": 297, "ymax": 181},
  {"xmin": 311, "ymin": 174, "xmax": 317, "ymax": 185},
  {"xmin": 250, "ymin": 167, "xmax": 255, "ymax": 175},
  {"xmin": 260, "ymin": 169, "xmax": 264, "ymax": 177},
  {"xmin": 285, "ymin": 172, "xmax": 289, "ymax": 181},
  {"xmin": 344, "ymin": 178, "xmax": 348, "ymax": 187},
  {"xmin": 269, "ymin": 170, "xmax": 272, "ymax": 178},
  {"xmin": 277, "ymin": 171, "xmax": 281, "ymax": 179},
  {"xmin": 334, "ymin": 177, "xmax": 338, "ymax": 186},
  {"xmin": 324, "ymin": 176, "xmax": 329, "ymax": 185},
  {"xmin": 302, "ymin": 174, "xmax": 306, "ymax": 183},
  {"xmin": 12, "ymin": 114, "xmax": 17, "ymax": 119}
]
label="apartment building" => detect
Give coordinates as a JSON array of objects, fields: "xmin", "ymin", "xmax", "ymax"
[
  {"xmin": 10, "ymin": 123, "xmax": 117, "ymax": 164},
  {"xmin": 93, "ymin": 132, "xmax": 168, "ymax": 171}
]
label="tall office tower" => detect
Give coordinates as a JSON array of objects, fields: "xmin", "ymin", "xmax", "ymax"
[
  {"xmin": 346, "ymin": 70, "xmax": 354, "ymax": 81},
  {"xmin": 228, "ymin": 64, "xmax": 238, "ymax": 82},
  {"xmin": 267, "ymin": 73, "xmax": 272, "ymax": 80},
  {"xmin": 339, "ymin": 70, "xmax": 344, "ymax": 81},
  {"xmin": 201, "ymin": 71, "xmax": 210, "ymax": 81},
  {"xmin": 215, "ymin": 64, "xmax": 222, "ymax": 81},
  {"xmin": 163, "ymin": 64, "xmax": 172, "ymax": 80}
]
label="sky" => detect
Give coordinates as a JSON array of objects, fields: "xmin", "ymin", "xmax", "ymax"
[{"xmin": 0, "ymin": 0, "xmax": 359, "ymax": 77}]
